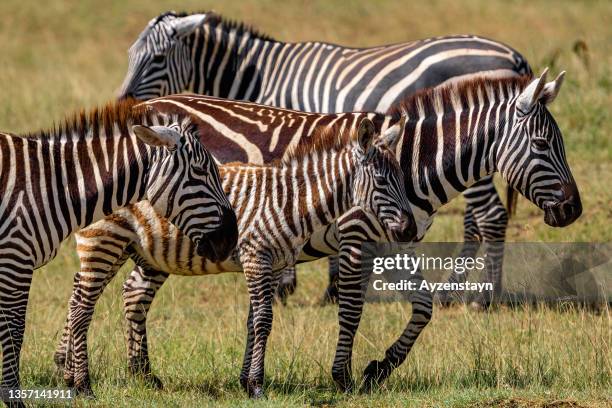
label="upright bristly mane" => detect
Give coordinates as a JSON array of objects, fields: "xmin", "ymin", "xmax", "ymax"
[
  {"xmin": 161, "ymin": 10, "xmax": 274, "ymax": 41},
  {"xmin": 282, "ymin": 123, "xmax": 356, "ymax": 164},
  {"xmin": 387, "ymin": 75, "xmax": 534, "ymax": 121},
  {"xmin": 21, "ymin": 98, "xmax": 152, "ymax": 140}
]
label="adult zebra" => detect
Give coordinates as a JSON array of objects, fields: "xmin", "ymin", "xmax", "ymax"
[
  {"xmin": 56, "ymin": 70, "xmax": 581, "ymax": 395},
  {"xmin": 55, "ymin": 118, "xmax": 414, "ymax": 396},
  {"xmin": 116, "ymin": 10, "xmax": 532, "ymax": 305},
  {"xmin": 0, "ymin": 100, "xmax": 237, "ymax": 407}
]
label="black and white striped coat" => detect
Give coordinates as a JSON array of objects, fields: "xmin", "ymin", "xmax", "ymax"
[
  {"xmin": 55, "ymin": 118, "xmax": 412, "ymax": 396},
  {"xmin": 57, "ymin": 71, "xmax": 581, "ymax": 396},
  {"xmin": 116, "ymin": 11, "xmax": 533, "ymax": 303},
  {"xmin": 0, "ymin": 100, "xmax": 237, "ymax": 405}
]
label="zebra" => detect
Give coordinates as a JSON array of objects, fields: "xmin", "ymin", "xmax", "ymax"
[
  {"xmin": 115, "ymin": 10, "xmax": 533, "ymax": 305},
  {"xmin": 55, "ymin": 69, "xmax": 581, "ymax": 395},
  {"xmin": 0, "ymin": 99, "xmax": 238, "ymax": 406},
  {"xmin": 54, "ymin": 117, "xmax": 414, "ymax": 397},
  {"xmin": 331, "ymin": 69, "xmax": 582, "ymax": 392}
]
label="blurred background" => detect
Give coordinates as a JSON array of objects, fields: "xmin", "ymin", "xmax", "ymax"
[{"xmin": 0, "ymin": 1, "xmax": 609, "ymax": 406}]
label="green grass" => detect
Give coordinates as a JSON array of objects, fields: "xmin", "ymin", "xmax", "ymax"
[
  {"xmin": 23, "ymin": 252, "xmax": 611, "ymax": 407},
  {"xmin": 1, "ymin": 0, "xmax": 611, "ymax": 406}
]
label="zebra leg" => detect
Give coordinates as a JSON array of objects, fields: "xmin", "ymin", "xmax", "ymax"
[
  {"xmin": 361, "ymin": 270, "xmax": 432, "ymax": 392},
  {"xmin": 437, "ymin": 204, "xmax": 482, "ymax": 306},
  {"xmin": 274, "ymin": 267, "xmax": 297, "ymax": 305},
  {"xmin": 321, "ymin": 255, "xmax": 340, "ymax": 304},
  {"xmin": 471, "ymin": 241, "xmax": 505, "ymax": 309},
  {"xmin": 241, "ymin": 270, "xmax": 283, "ymax": 392},
  {"xmin": 241, "ymin": 252, "xmax": 274, "ymax": 398},
  {"xmin": 0, "ymin": 264, "xmax": 33, "ymax": 408},
  {"xmin": 462, "ymin": 179, "xmax": 508, "ymax": 309},
  {"xmin": 331, "ymin": 208, "xmax": 383, "ymax": 392},
  {"xmin": 54, "ymin": 273, "xmax": 86, "ymax": 372},
  {"xmin": 331, "ymin": 244, "xmax": 362, "ymax": 392},
  {"xmin": 239, "ymin": 303, "xmax": 255, "ymax": 391},
  {"xmin": 63, "ymin": 253, "xmax": 128, "ymax": 396},
  {"xmin": 123, "ymin": 265, "xmax": 169, "ymax": 389}
]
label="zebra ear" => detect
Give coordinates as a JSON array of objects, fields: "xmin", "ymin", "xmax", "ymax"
[
  {"xmin": 516, "ymin": 68, "xmax": 549, "ymax": 114},
  {"xmin": 539, "ymin": 71, "xmax": 565, "ymax": 106},
  {"xmin": 133, "ymin": 125, "xmax": 180, "ymax": 150},
  {"xmin": 173, "ymin": 14, "xmax": 208, "ymax": 37},
  {"xmin": 377, "ymin": 115, "xmax": 406, "ymax": 151},
  {"xmin": 357, "ymin": 118, "xmax": 376, "ymax": 153}
]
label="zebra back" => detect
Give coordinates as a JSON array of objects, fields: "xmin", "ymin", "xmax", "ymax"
[{"xmin": 118, "ymin": 11, "xmax": 532, "ymax": 114}]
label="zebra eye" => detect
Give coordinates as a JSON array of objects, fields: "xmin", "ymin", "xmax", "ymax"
[
  {"xmin": 375, "ymin": 174, "xmax": 387, "ymax": 184},
  {"xmin": 152, "ymin": 54, "xmax": 165, "ymax": 64},
  {"xmin": 193, "ymin": 166, "xmax": 209, "ymax": 177},
  {"xmin": 532, "ymin": 138, "xmax": 549, "ymax": 150}
]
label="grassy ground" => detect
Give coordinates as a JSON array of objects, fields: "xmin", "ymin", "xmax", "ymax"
[{"xmin": 0, "ymin": 0, "xmax": 610, "ymax": 406}]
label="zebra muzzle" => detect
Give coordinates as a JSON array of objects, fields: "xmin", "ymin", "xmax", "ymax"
[
  {"xmin": 194, "ymin": 207, "xmax": 239, "ymax": 261},
  {"xmin": 389, "ymin": 212, "xmax": 417, "ymax": 242},
  {"xmin": 543, "ymin": 185, "xmax": 582, "ymax": 227}
]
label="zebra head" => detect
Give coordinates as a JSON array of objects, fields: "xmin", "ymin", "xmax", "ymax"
[
  {"xmin": 352, "ymin": 118, "xmax": 416, "ymax": 241},
  {"xmin": 118, "ymin": 12, "xmax": 208, "ymax": 100},
  {"xmin": 133, "ymin": 119, "xmax": 238, "ymax": 261},
  {"xmin": 499, "ymin": 68, "xmax": 582, "ymax": 227}
]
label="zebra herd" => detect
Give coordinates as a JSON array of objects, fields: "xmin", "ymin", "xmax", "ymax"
[
  {"xmin": 0, "ymin": 10, "xmax": 581, "ymax": 406},
  {"xmin": 117, "ymin": 11, "xmax": 536, "ymax": 306}
]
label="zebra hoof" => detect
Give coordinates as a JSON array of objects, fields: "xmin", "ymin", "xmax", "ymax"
[
  {"xmin": 63, "ymin": 375, "xmax": 74, "ymax": 389},
  {"xmin": 246, "ymin": 381, "xmax": 265, "ymax": 399},
  {"xmin": 143, "ymin": 373, "xmax": 164, "ymax": 390},
  {"xmin": 251, "ymin": 387, "xmax": 264, "ymax": 399},
  {"xmin": 331, "ymin": 370, "xmax": 354, "ymax": 393},
  {"xmin": 74, "ymin": 381, "xmax": 95, "ymax": 399},
  {"xmin": 239, "ymin": 376, "xmax": 248, "ymax": 392},
  {"xmin": 361, "ymin": 359, "xmax": 392, "ymax": 392},
  {"xmin": 128, "ymin": 357, "xmax": 162, "ymax": 388}
]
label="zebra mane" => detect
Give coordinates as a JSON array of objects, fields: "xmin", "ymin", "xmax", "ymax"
[
  {"xmin": 22, "ymin": 98, "xmax": 154, "ymax": 140},
  {"xmin": 388, "ymin": 75, "xmax": 534, "ymax": 120},
  {"xmin": 282, "ymin": 123, "xmax": 357, "ymax": 164},
  {"xmin": 163, "ymin": 11, "xmax": 274, "ymax": 41}
]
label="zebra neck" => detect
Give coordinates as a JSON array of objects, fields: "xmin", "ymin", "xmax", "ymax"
[
  {"xmin": 400, "ymin": 99, "xmax": 510, "ymax": 214},
  {"xmin": 195, "ymin": 26, "xmax": 320, "ymax": 104},
  {"xmin": 289, "ymin": 149, "xmax": 355, "ymax": 235},
  {"xmin": 193, "ymin": 26, "xmax": 269, "ymax": 99},
  {"xmin": 16, "ymin": 125, "xmax": 152, "ymax": 238}
]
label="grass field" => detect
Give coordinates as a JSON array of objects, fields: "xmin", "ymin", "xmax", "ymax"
[{"xmin": 0, "ymin": 0, "xmax": 610, "ymax": 406}]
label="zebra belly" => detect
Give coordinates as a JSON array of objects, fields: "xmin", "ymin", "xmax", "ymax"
[{"xmin": 130, "ymin": 239, "xmax": 243, "ymax": 276}]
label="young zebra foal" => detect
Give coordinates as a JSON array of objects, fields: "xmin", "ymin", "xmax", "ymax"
[
  {"xmin": 0, "ymin": 100, "xmax": 237, "ymax": 407},
  {"xmin": 55, "ymin": 117, "xmax": 414, "ymax": 397}
]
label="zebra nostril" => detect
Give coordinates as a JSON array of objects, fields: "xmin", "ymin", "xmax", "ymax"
[
  {"xmin": 565, "ymin": 194, "xmax": 582, "ymax": 218},
  {"xmin": 561, "ymin": 183, "xmax": 579, "ymax": 202}
]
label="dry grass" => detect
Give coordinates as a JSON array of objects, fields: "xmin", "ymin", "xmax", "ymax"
[{"xmin": 0, "ymin": 0, "xmax": 610, "ymax": 406}]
